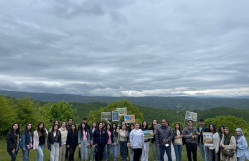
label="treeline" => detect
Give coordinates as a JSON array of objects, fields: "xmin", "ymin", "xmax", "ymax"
[{"xmin": 0, "ymin": 95, "xmax": 76, "ymax": 136}]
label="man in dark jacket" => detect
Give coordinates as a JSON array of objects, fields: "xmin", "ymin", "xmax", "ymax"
[
  {"xmin": 196, "ymin": 119, "xmax": 208, "ymax": 161},
  {"xmin": 155, "ymin": 119, "xmax": 174, "ymax": 161}
]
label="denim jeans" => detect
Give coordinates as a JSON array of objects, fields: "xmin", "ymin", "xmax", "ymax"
[
  {"xmin": 128, "ymin": 146, "xmax": 134, "ymax": 161},
  {"xmin": 112, "ymin": 142, "xmax": 119, "ymax": 161},
  {"xmin": 160, "ymin": 145, "xmax": 172, "ymax": 161},
  {"xmin": 104, "ymin": 144, "xmax": 112, "ymax": 161},
  {"xmin": 36, "ymin": 144, "xmax": 45, "ymax": 161},
  {"xmin": 152, "ymin": 142, "xmax": 160, "ymax": 161},
  {"xmin": 199, "ymin": 143, "xmax": 206, "ymax": 161},
  {"xmin": 90, "ymin": 144, "xmax": 95, "ymax": 160},
  {"xmin": 22, "ymin": 149, "xmax": 30, "ymax": 161},
  {"xmin": 120, "ymin": 141, "xmax": 127, "ymax": 161},
  {"xmin": 173, "ymin": 144, "xmax": 182, "ymax": 161},
  {"xmin": 80, "ymin": 140, "xmax": 89, "ymax": 161},
  {"xmin": 205, "ymin": 146, "xmax": 209, "ymax": 161},
  {"xmin": 8, "ymin": 150, "xmax": 18, "ymax": 161}
]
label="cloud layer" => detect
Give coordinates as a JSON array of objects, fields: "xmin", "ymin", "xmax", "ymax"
[{"xmin": 0, "ymin": 0, "xmax": 249, "ymax": 96}]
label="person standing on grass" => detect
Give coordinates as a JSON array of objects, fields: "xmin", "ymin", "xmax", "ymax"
[
  {"xmin": 118, "ymin": 124, "xmax": 128, "ymax": 161},
  {"xmin": 21, "ymin": 123, "xmax": 33, "ymax": 161},
  {"xmin": 150, "ymin": 120, "xmax": 160, "ymax": 161},
  {"xmin": 78, "ymin": 122, "xmax": 90, "ymax": 161},
  {"xmin": 33, "ymin": 122, "xmax": 48, "ymax": 161},
  {"xmin": 90, "ymin": 122, "xmax": 97, "ymax": 161},
  {"xmin": 66, "ymin": 118, "xmax": 73, "ymax": 160},
  {"xmin": 48, "ymin": 124, "xmax": 61, "ymax": 161},
  {"xmin": 220, "ymin": 127, "xmax": 237, "ymax": 161},
  {"xmin": 155, "ymin": 119, "xmax": 174, "ymax": 161},
  {"xmin": 59, "ymin": 121, "xmax": 68, "ymax": 161},
  {"xmin": 93, "ymin": 122, "xmax": 108, "ymax": 161},
  {"xmin": 173, "ymin": 123, "xmax": 183, "ymax": 161},
  {"xmin": 130, "ymin": 122, "xmax": 144, "ymax": 161},
  {"xmin": 104, "ymin": 124, "xmax": 113, "ymax": 161},
  {"xmin": 196, "ymin": 119, "xmax": 208, "ymax": 161},
  {"xmin": 127, "ymin": 124, "xmax": 135, "ymax": 161},
  {"xmin": 183, "ymin": 120, "xmax": 198, "ymax": 161},
  {"xmin": 207, "ymin": 124, "xmax": 220, "ymax": 161},
  {"xmin": 6, "ymin": 122, "xmax": 20, "ymax": 161},
  {"xmin": 66, "ymin": 124, "xmax": 78, "ymax": 161},
  {"xmin": 112, "ymin": 123, "xmax": 119, "ymax": 161},
  {"xmin": 141, "ymin": 120, "xmax": 150, "ymax": 161},
  {"xmin": 235, "ymin": 128, "xmax": 249, "ymax": 161}
]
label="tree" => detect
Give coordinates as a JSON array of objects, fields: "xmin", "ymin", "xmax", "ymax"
[
  {"xmin": 87, "ymin": 100, "xmax": 144, "ymax": 125},
  {"xmin": 39, "ymin": 101, "xmax": 77, "ymax": 127},
  {"xmin": 0, "ymin": 96, "xmax": 16, "ymax": 135}
]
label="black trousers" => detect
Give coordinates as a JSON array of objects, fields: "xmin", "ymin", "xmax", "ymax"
[
  {"xmin": 8, "ymin": 150, "xmax": 18, "ymax": 161},
  {"xmin": 69, "ymin": 146, "xmax": 76, "ymax": 161},
  {"xmin": 186, "ymin": 143, "xmax": 197, "ymax": 161},
  {"xmin": 95, "ymin": 144, "xmax": 105, "ymax": 161},
  {"xmin": 133, "ymin": 148, "xmax": 142, "ymax": 161}
]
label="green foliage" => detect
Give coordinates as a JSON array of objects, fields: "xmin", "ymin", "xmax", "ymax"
[
  {"xmin": 0, "ymin": 96, "xmax": 16, "ymax": 135},
  {"xmin": 15, "ymin": 96, "xmax": 41, "ymax": 129},
  {"xmin": 87, "ymin": 100, "xmax": 144, "ymax": 125},
  {"xmin": 205, "ymin": 115, "xmax": 249, "ymax": 136},
  {"xmin": 39, "ymin": 101, "xmax": 77, "ymax": 128}
]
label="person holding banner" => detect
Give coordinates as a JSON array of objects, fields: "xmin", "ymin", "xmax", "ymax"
[
  {"xmin": 130, "ymin": 122, "xmax": 144, "ymax": 161},
  {"xmin": 155, "ymin": 119, "xmax": 174, "ymax": 161},
  {"xmin": 150, "ymin": 120, "xmax": 160, "ymax": 161},
  {"xmin": 235, "ymin": 128, "xmax": 249, "ymax": 161},
  {"xmin": 207, "ymin": 124, "xmax": 220, "ymax": 161},
  {"xmin": 141, "ymin": 120, "xmax": 150, "ymax": 161},
  {"xmin": 183, "ymin": 120, "xmax": 198, "ymax": 161},
  {"xmin": 220, "ymin": 127, "xmax": 237, "ymax": 161}
]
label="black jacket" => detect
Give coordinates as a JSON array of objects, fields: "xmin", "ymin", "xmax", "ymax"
[
  {"xmin": 6, "ymin": 131, "xmax": 19, "ymax": 152},
  {"xmin": 93, "ymin": 129, "xmax": 108, "ymax": 145},
  {"xmin": 66, "ymin": 131, "xmax": 78, "ymax": 148},
  {"xmin": 197, "ymin": 126, "xmax": 207, "ymax": 144},
  {"xmin": 48, "ymin": 130, "xmax": 61, "ymax": 149}
]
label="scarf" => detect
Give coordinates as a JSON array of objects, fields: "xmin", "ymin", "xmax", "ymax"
[
  {"xmin": 236, "ymin": 128, "xmax": 244, "ymax": 141},
  {"xmin": 224, "ymin": 132, "xmax": 231, "ymax": 145}
]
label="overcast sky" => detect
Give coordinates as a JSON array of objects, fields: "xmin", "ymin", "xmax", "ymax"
[{"xmin": 0, "ymin": 0, "xmax": 249, "ymax": 97}]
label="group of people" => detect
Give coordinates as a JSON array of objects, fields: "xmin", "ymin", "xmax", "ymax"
[{"xmin": 6, "ymin": 117, "xmax": 249, "ymax": 161}]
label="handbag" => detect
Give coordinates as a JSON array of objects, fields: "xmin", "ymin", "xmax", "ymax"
[{"xmin": 221, "ymin": 148, "xmax": 235, "ymax": 157}]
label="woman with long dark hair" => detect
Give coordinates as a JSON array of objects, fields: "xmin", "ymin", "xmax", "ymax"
[
  {"xmin": 112, "ymin": 123, "xmax": 119, "ymax": 161},
  {"xmin": 150, "ymin": 120, "xmax": 160, "ymax": 161},
  {"xmin": 220, "ymin": 127, "xmax": 237, "ymax": 161},
  {"xmin": 21, "ymin": 123, "xmax": 33, "ymax": 161},
  {"xmin": 90, "ymin": 122, "xmax": 97, "ymax": 161},
  {"xmin": 207, "ymin": 124, "xmax": 220, "ymax": 161},
  {"xmin": 33, "ymin": 122, "xmax": 48, "ymax": 161},
  {"xmin": 141, "ymin": 120, "xmax": 150, "ymax": 161},
  {"xmin": 66, "ymin": 124, "xmax": 78, "ymax": 161},
  {"xmin": 6, "ymin": 122, "xmax": 20, "ymax": 161},
  {"xmin": 173, "ymin": 123, "xmax": 183, "ymax": 161},
  {"xmin": 93, "ymin": 122, "xmax": 108, "ymax": 161},
  {"xmin": 48, "ymin": 124, "xmax": 61, "ymax": 161},
  {"xmin": 78, "ymin": 122, "xmax": 90, "ymax": 161},
  {"xmin": 104, "ymin": 124, "xmax": 113, "ymax": 161}
]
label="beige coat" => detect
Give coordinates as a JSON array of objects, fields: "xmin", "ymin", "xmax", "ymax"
[{"xmin": 220, "ymin": 135, "xmax": 237, "ymax": 161}]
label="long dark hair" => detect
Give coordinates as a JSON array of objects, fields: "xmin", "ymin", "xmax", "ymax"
[
  {"xmin": 129, "ymin": 124, "xmax": 134, "ymax": 132},
  {"xmin": 24, "ymin": 122, "xmax": 32, "ymax": 135},
  {"xmin": 37, "ymin": 122, "xmax": 47, "ymax": 137},
  {"xmin": 97, "ymin": 122, "xmax": 104, "ymax": 131},
  {"xmin": 50, "ymin": 124, "xmax": 59, "ymax": 138},
  {"xmin": 174, "ymin": 123, "xmax": 182, "ymax": 135},
  {"xmin": 53, "ymin": 120, "xmax": 60, "ymax": 128},
  {"xmin": 209, "ymin": 124, "xmax": 217, "ymax": 133},
  {"xmin": 69, "ymin": 124, "xmax": 77, "ymax": 134},
  {"xmin": 80, "ymin": 122, "xmax": 88, "ymax": 131},
  {"xmin": 219, "ymin": 125, "xmax": 225, "ymax": 134},
  {"xmin": 142, "ymin": 120, "xmax": 148, "ymax": 129},
  {"xmin": 112, "ymin": 123, "xmax": 118, "ymax": 133},
  {"xmin": 92, "ymin": 122, "xmax": 97, "ymax": 129},
  {"xmin": 106, "ymin": 124, "xmax": 111, "ymax": 132},
  {"xmin": 10, "ymin": 122, "xmax": 19, "ymax": 135}
]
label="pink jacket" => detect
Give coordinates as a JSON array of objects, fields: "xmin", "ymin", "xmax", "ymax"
[{"xmin": 33, "ymin": 129, "xmax": 48, "ymax": 150}]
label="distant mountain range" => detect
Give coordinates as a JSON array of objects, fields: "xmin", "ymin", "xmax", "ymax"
[{"xmin": 1, "ymin": 90, "xmax": 249, "ymax": 110}]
